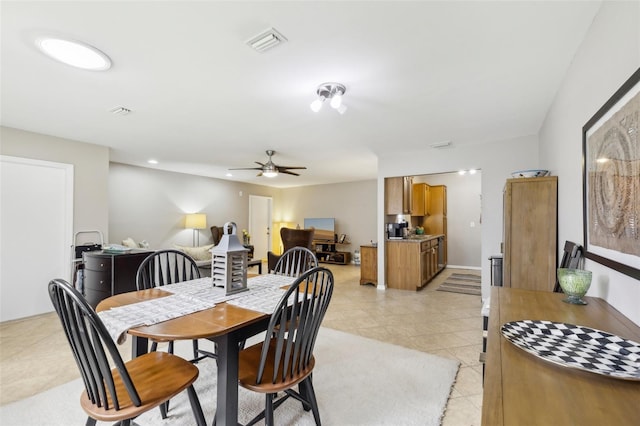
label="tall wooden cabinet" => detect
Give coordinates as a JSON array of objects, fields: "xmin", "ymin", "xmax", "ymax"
[
  {"xmin": 423, "ymin": 185, "xmax": 447, "ymax": 264},
  {"xmin": 502, "ymin": 176, "xmax": 557, "ymax": 291}
]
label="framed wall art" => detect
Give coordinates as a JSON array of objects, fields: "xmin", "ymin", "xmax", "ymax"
[{"xmin": 582, "ymin": 67, "xmax": 640, "ymax": 280}]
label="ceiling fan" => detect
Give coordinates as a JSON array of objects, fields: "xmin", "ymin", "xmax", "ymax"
[{"xmin": 229, "ymin": 150, "xmax": 307, "ymax": 177}]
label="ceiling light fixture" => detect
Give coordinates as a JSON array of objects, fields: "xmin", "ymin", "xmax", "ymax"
[
  {"xmin": 36, "ymin": 37, "xmax": 111, "ymax": 70},
  {"xmin": 246, "ymin": 28, "xmax": 288, "ymax": 53},
  {"xmin": 110, "ymin": 106, "xmax": 131, "ymax": 115},
  {"xmin": 430, "ymin": 141, "xmax": 452, "ymax": 149},
  {"xmin": 310, "ymin": 82, "xmax": 348, "ymax": 114}
]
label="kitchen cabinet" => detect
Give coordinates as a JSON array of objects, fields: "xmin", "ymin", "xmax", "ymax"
[
  {"xmin": 82, "ymin": 250, "xmax": 152, "ymax": 308},
  {"xmin": 359, "ymin": 245, "xmax": 377, "ymax": 286},
  {"xmin": 502, "ymin": 176, "xmax": 557, "ymax": 291},
  {"xmin": 411, "ymin": 183, "xmax": 430, "ymax": 216},
  {"xmin": 423, "ymin": 185, "xmax": 447, "ymax": 264},
  {"xmin": 386, "ymin": 236, "xmax": 444, "ymax": 290},
  {"xmin": 385, "ymin": 176, "xmax": 413, "ymax": 215}
]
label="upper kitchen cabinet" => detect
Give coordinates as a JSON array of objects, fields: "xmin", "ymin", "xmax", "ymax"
[
  {"xmin": 411, "ymin": 183, "xmax": 431, "ymax": 216},
  {"xmin": 502, "ymin": 176, "xmax": 557, "ymax": 291},
  {"xmin": 385, "ymin": 176, "xmax": 413, "ymax": 215}
]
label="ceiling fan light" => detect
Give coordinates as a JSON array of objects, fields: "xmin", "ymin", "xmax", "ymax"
[
  {"xmin": 330, "ymin": 93, "xmax": 342, "ymax": 109},
  {"xmin": 337, "ymin": 104, "xmax": 348, "ymax": 114},
  {"xmin": 263, "ymin": 171, "xmax": 278, "ymax": 178},
  {"xmin": 310, "ymin": 98, "xmax": 324, "ymax": 112}
]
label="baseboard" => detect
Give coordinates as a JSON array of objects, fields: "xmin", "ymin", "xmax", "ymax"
[{"xmin": 446, "ymin": 265, "xmax": 481, "ymax": 270}]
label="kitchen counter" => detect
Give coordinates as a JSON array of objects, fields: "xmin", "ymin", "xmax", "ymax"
[
  {"xmin": 385, "ymin": 235, "xmax": 446, "ymax": 290},
  {"xmin": 386, "ymin": 234, "xmax": 443, "ymax": 242}
]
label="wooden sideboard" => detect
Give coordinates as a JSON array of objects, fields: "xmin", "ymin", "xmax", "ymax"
[{"xmin": 483, "ymin": 287, "xmax": 640, "ymax": 425}]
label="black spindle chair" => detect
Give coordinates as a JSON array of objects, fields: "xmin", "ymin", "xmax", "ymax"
[
  {"xmin": 47, "ymin": 278, "xmax": 206, "ymax": 426},
  {"xmin": 236, "ymin": 266, "xmax": 334, "ymax": 426},
  {"xmin": 136, "ymin": 249, "xmax": 211, "ymax": 360}
]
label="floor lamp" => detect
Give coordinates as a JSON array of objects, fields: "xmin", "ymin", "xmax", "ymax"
[{"xmin": 185, "ymin": 213, "xmax": 207, "ymax": 246}]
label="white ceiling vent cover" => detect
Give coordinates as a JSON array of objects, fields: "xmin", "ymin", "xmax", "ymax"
[{"xmin": 246, "ymin": 28, "xmax": 288, "ymax": 53}]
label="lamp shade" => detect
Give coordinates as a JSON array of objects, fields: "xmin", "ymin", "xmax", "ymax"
[{"xmin": 185, "ymin": 213, "xmax": 207, "ymax": 229}]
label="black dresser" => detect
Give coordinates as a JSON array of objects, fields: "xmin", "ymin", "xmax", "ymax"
[{"xmin": 82, "ymin": 250, "xmax": 152, "ymax": 308}]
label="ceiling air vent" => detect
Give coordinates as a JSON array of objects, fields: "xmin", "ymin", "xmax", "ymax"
[{"xmin": 246, "ymin": 28, "xmax": 288, "ymax": 53}]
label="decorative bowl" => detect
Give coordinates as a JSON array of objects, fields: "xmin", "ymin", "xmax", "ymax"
[
  {"xmin": 510, "ymin": 169, "xmax": 549, "ymax": 178},
  {"xmin": 557, "ymin": 268, "xmax": 592, "ymax": 305}
]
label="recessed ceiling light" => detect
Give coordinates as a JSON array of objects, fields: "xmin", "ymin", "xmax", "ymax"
[
  {"xmin": 36, "ymin": 37, "xmax": 111, "ymax": 70},
  {"xmin": 148, "ymin": 159, "xmax": 158, "ymax": 165},
  {"xmin": 225, "ymin": 173, "xmax": 233, "ymax": 177}
]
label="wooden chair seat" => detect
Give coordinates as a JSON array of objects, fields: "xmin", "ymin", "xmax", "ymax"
[
  {"xmin": 238, "ymin": 340, "xmax": 316, "ymax": 394},
  {"xmin": 80, "ymin": 351, "xmax": 199, "ymax": 423}
]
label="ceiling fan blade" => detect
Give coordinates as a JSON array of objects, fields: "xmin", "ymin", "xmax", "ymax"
[
  {"xmin": 276, "ymin": 166, "xmax": 307, "ymax": 170},
  {"xmin": 229, "ymin": 167, "xmax": 263, "ymax": 171},
  {"xmin": 279, "ymin": 169, "xmax": 301, "ymax": 176},
  {"xmin": 255, "ymin": 161, "xmax": 265, "ymax": 166}
]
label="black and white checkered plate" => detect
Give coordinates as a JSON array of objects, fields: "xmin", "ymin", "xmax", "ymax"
[{"xmin": 501, "ymin": 320, "xmax": 640, "ymax": 381}]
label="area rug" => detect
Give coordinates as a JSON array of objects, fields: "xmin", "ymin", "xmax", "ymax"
[
  {"xmin": 437, "ymin": 273, "xmax": 481, "ymax": 295},
  {"xmin": 0, "ymin": 328, "xmax": 459, "ymax": 426}
]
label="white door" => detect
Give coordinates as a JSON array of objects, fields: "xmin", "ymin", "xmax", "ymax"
[
  {"xmin": 1, "ymin": 156, "xmax": 73, "ymax": 321},
  {"xmin": 249, "ymin": 195, "xmax": 272, "ymax": 261}
]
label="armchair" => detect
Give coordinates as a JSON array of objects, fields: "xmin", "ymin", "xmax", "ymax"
[{"xmin": 267, "ymin": 227, "xmax": 315, "ymax": 272}]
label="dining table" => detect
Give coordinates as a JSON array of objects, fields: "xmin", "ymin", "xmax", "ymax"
[{"xmin": 96, "ymin": 274, "xmax": 295, "ymax": 426}]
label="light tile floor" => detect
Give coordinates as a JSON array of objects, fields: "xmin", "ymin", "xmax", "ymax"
[{"xmin": 0, "ymin": 264, "xmax": 483, "ymax": 425}]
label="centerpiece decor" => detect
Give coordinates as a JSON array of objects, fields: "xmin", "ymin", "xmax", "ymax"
[
  {"xmin": 557, "ymin": 268, "xmax": 593, "ymax": 305},
  {"xmin": 211, "ymin": 221, "xmax": 249, "ymax": 295}
]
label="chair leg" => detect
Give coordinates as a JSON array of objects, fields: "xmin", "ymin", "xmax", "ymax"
[
  {"xmin": 187, "ymin": 385, "xmax": 207, "ymax": 426},
  {"xmin": 159, "ymin": 401, "xmax": 168, "ymax": 419},
  {"xmin": 265, "ymin": 393, "xmax": 275, "ymax": 426},
  {"xmin": 85, "ymin": 417, "xmax": 97, "ymax": 426},
  {"xmin": 301, "ymin": 378, "xmax": 321, "ymax": 426}
]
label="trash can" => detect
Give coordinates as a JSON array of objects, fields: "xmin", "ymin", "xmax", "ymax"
[{"xmin": 489, "ymin": 255, "xmax": 503, "ymax": 287}]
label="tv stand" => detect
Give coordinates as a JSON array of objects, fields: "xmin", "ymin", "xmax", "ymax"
[{"xmin": 314, "ymin": 241, "xmax": 351, "ymax": 265}]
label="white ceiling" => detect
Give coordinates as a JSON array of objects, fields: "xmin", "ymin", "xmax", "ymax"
[{"xmin": 1, "ymin": 1, "xmax": 601, "ymax": 188}]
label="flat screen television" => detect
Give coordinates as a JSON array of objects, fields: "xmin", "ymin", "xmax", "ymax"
[{"xmin": 304, "ymin": 217, "xmax": 335, "ymax": 242}]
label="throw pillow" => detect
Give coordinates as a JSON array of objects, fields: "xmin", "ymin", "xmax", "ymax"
[
  {"xmin": 174, "ymin": 244, "xmax": 215, "ymax": 261},
  {"xmin": 122, "ymin": 237, "xmax": 137, "ymax": 248}
]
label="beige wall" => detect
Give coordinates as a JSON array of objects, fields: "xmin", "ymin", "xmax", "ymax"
[
  {"xmin": 277, "ymin": 180, "xmax": 378, "ymax": 254},
  {"xmin": 0, "ymin": 126, "xmax": 109, "ymax": 241},
  {"xmin": 538, "ymin": 0, "xmax": 640, "ymax": 324},
  {"xmin": 108, "ymin": 164, "xmax": 377, "ymax": 263},
  {"xmin": 108, "ymin": 162, "xmax": 281, "ymax": 254}
]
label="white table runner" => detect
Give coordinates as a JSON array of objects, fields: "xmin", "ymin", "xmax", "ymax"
[{"xmin": 98, "ymin": 274, "xmax": 295, "ymax": 344}]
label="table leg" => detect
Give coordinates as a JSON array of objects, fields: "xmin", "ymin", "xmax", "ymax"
[
  {"xmin": 215, "ymin": 333, "xmax": 240, "ymax": 426},
  {"xmin": 131, "ymin": 336, "xmax": 149, "ymax": 359}
]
